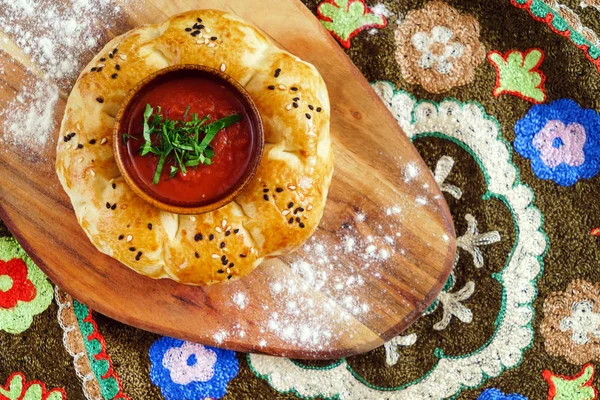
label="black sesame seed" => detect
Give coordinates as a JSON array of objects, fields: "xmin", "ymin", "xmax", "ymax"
[
  {"xmin": 129, "ymin": 247, "xmax": 136, "ymax": 251},
  {"xmin": 228, "ymin": 274, "xmax": 232, "ymax": 280},
  {"xmin": 185, "ymin": 27, "xmax": 192, "ymax": 32},
  {"xmin": 113, "ymin": 48, "xmax": 118, "ymax": 54},
  {"xmin": 135, "ymin": 251, "xmax": 142, "ymax": 260},
  {"xmin": 63, "ymin": 136, "xmax": 68, "ymax": 142},
  {"xmin": 111, "ymin": 73, "xmax": 118, "ymax": 79},
  {"xmin": 194, "ymin": 233, "xmax": 203, "ymax": 241},
  {"xmin": 263, "ymin": 188, "xmax": 269, "ymax": 193},
  {"xmin": 288, "ymin": 217, "xmax": 294, "ymax": 224},
  {"xmin": 317, "ymin": 107, "xmax": 322, "ymax": 112},
  {"xmin": 96, "ymin": 97, "xmax": 104, "ymax": 103},
  {"xmin": 198, "ymin": 24, "xmax": 204, "ymax": 29},
  {"xmin": 191, "ymin": 30, "xmax": 200, "ymax": 36},
  {"xmin": 233, "ymin": 229, "xmax": 239, "ymax": 234},
  {"xmin": 298, "ymin": 207, "xmax": 305, "ymax": 212},
  {"xmin": 111, "ymin": 203, "xmax": 117, "ymax": 210},
  {"xmin": 89, "ymin": 139, "xmax": 96, "ymax": 144},
  {"xmin": 195, "ymin": 252, "xmax": 200, "ymax": 258},
  {"xmin": 293, "ymin": 103, "xmax": 299, "ymax": 108},
  {"xmin": 106, "ymin": 202, "xmax": 111, "ymax": 209},
  {"xmin": 91, "ymin": 67, "xmax": 97, "ymax": 72},
  {"xmin": 308, "ymin": 105, "xmax": 314, "ymax": 110},
  {"xmin": 276, "ymin": 187, "xmax": 283, "ymax": 193},
  {"xmin": 229, "ymin": 262, "xmax": 234, "ymax": 268},
  {"xmin": 296, "ymin": 217, "xmax": 301, "ymax": 223},
  {"xmin": 100, "ymin": 57, "xmax": 106, "ymax": 62},
  {"xmin": 240, "ymin": 254, "xmax": 247, "ymax": 258},
  {"xmin": 294, "ymin": 207, "xmax": 301, "ymax": 214},
  {"xmin": 299, "ymin": 222, "xmax": 305, "ymax": 228},
  {"xmin": 197, "ymin": 18, "xmax": 202, "ymax": 22},
  {"xmin": 306, "ymin": 113, "xmax": 311, "ymax": 120},
  {"xmin": 268, "ymin": 85, "xmax": 275, "ymax": 90},
  {"xmin": 118, "ymin": 235, "xmax": 124, "ymax": 240},
  {"xmin": 220, "ymin": 242, "xmax": 226, "ymax": 248},
  {"xmin": 225, "ymin": 231, "xmax": 231, "ymax": 236},
  {"xmin": 218, "ymin": 269, "xmax": 224, "ymax": 274},
  {"xmin": 115, "ymin": 64, "xmax": 121, "ymax": 70},
  {"xmin": 263, "ymin": 194, "xmax": 269, "ymax": 201},
  {"xmin": 192, "ymin": 23, "xmax": 200, "ymax": 29},
  {"xmin": 221, "ymin": 255, "xmax": 226, "ymax": 261},
  {"xmin": 291, "ymin": 87, "xmax": 298, "ymax": 91},
  {"xmin": 77, "ymin": 143, "xmax": 83, "ymax": 149},
  {"xmin": 70, "ymin": 132, "xmax": 76, "ymax": 138},
  {"xmin": 97, "ymin": 67, "xmax": 103, "ymax": 72},
  {"xmin": 222, "ymin": 258, "xmax": 228, "ymax": 266},
  {"xmin": 288, "ymin": 202, "xmax": 294, "ymax": 208},
  {"xmin": 293, "ymin": 97, "xmax": 300, "ymax": 102},
  {"xmin": 274, "ymin": 68, "xmax": 281, "ymax": 77},
  {"xmin": 112, "ymin": 183, "xmax": 116, "ymax": 189},
  {"xmin": 209, "ymin": 234, "xmax": 214, "ymax": 241},
  {"xmin": 109, "ymin": 53, "xmax": 114, "ymax": 59},
  {"xmin": 148, "ymin": 223, "xmax": 153, "ymax": 230},
  {"xmin": 210, "ymin": 36, "xmax": 217, "ymax": 41}
]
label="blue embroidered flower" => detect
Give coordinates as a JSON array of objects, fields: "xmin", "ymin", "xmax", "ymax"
[
  {"xmin": 149, "ymin": 337, "xmax": 239, "ymax": 400},
  {"xmin": 514, "ymin": 99, "xmax": 600, "ymax": 186},
  {"xmin": 478, "ymin": 388, "xmax": 528, "ymax": 400}
]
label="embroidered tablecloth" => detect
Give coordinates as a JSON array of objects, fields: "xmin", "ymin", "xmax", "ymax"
[{"xmin": 2, "ymin": 0, "xmax": 600, "ymax": 399}]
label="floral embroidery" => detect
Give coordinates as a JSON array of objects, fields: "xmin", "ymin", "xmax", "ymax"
[
  {"xmin": 317, "ymin": 0, "xmax": 387, "ymax": 49},
  {"xmin": 0, "ymin": 259, "xmax": 35, "ymax": 308},
  {"xmin": 514, "ymin": 99, "xmax": 600, "ymax": 186},
  {"xmin": 541, "ymin": 280, "xmax": 600, "ymax": 364},
  {"xmin": 457, "ymin": 214, "xmax": 501, "ymax": 269},
  {"xmin": 0, "ymin": 372, "xmax": 66, "ymax": 400},
  {"xmin": 542, "ymin": 364, "xmax": 598, "ymax": 400},
  {"xmin": 478, "ymin": 388, "xmax": 528, "ymax": 399},
  {"xmin": 394, "ymin": 1, "xmax": 486, "ymax": 93},
  {"xmin": 433, "ymin": 156, "xmax": 463, "ymax": 199},
  {"xmin": 248, "ymin": 82, "xmax": 547, "ymax": 400},
  {"xmin": 149, "ymin": 337, "xmax": 238, "ymax": 399},
  {"xmin": 580, "ymin": 0, "xmax": 600, "ymax": 11},
  {"xmin": 55, "ymin": 287, "xmax": 129, "ymax": 400},
  {"xmin": 511, "ymin": 0, "xmax": 600, "ymax": 73},
  {"xmin": 383, "ymin": 333, "xmax": 417, "ymax": 366},
  {"xmin": 0, "ymin": 237, "xmax": 52, "ymax": 334},
  {"xmin": 488, "ymin": 48, "xmax": 547, "ymax": 103},
  {"xmin": 591, "ymin": 228, "xmax": 600, "ymax": 236}
]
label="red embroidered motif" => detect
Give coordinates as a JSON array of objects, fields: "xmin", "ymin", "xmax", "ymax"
[
  {"xmin": 0, "ymin": 259, "xmax": 36, "ymax": 309},
  {"xmin": 542, "ymin": 363, "xmax": 598, "ymax": 400},
  {"xmin": 0, "ymin": 372, "xmax": 67, "ymax": 400},
  {"xmin": 591, "ymin": 227, "xmax": 600, "ymax": 236}
]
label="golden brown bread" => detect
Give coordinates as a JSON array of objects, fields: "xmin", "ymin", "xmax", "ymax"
[{"xmin": 55, "ymin": 10, "xmax": 333, "ymax": 285}]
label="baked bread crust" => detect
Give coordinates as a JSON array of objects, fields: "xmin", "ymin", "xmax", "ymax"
[{"xmin": 55, "ymin": 10, "xmax": 333, "ymax": 285}]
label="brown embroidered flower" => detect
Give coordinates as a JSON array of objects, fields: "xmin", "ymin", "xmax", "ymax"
[
  {"xmin": 394, "ymin": 1, "xmax": 486, "ymax": 93},
  {"xmin": 540, "ymin": 279, "xmax": 600, "ymax": 364}
]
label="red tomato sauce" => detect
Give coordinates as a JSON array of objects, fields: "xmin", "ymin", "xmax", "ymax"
[{"xmin": 121, "ymin": 74, "xmax": 254, "ymax": 205}]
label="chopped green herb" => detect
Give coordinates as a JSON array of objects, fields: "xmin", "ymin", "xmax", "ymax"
[{"xmin": 135, "ymin": 103, "xmax": 241, "ymax": 184}]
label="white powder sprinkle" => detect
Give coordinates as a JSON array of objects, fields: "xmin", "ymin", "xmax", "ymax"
[
  {"xmin": 404, "ymin": 161, "xmax": 420, "ymax": 182},
  {"xmin": 355, "ymin": 212, "xmax": 366, "ymax": 222},
  {"xmin": 232, "ymin": 292, "xmax": 248, "ymax": 310},
  {"xmin": 213, "ymin": 330, "xmax": 227, "ymax": 344}
]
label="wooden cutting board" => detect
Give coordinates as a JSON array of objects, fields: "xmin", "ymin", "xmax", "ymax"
[{"xmin": 0, "ymin": 0, "xmax": 455, "ymax": 359}]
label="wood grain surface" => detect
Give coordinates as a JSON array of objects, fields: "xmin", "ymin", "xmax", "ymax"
[{"xmin": 0, "ymin": 0, "xmax": 456, "ymax": 359}]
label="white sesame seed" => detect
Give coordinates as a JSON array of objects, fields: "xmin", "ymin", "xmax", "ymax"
[
  {"xmin": 278, "ymin": 84, "xmax": 286, "ymax": 90},
  {"xmin": 119, "ymin": 54, "xmax": 127, "ymax": 60},
  {"xmin": 208, "ymin": 42, "xmax": 216, "ymax": 48},
  {"xmin": 97, "ymin": 63, "xmax": 105, "ymax": 68},
  {"xmin": 89, "ymin": 169, "xmax": 95, "ymax": 176},
  {"xmin": 215, "ymin": 227, "xmax": 222, "ymax": 233},
  {"xmin": 126, "ymin": 235, "xmax": 133, "ymax": 242},
  {"xmin": 78, "ymin": 157, "xmax": 83, "ymax": 163},
  {"xmin": 205, "ymin": 27, "xmax": 211, "ymax": 33},
  {"xmin": 285, "ymin": 104, "xmax": 292, "ymax": 111},
  {"xmin": 227, "ymin": 268, "xmax": 231, "ymax": 274},
  {"xmin": 288, "ymin": 185, "xmax": 296, "ymax": 190},
  {"xmin": 282, "ymin": 210, "xmax": 290, "ymax": 216},
  {"xmin": 222, "ymin": 219, "xmax": 227, "ymax": 227},
  {"xmin": 190, "ymin": 216, "xmax": 196, "ymax": 221},
  {"xmin": 307, "ymin": 204, "xmax": 313, "ymax": 210},
  {"xmin": 196, "ymin": 40, "xmax": 204, "ymax": 44},
  {"xmin": 226, "ymin": 226, "xmax": 231, "ymax": 232},
  {"xmin": 220, "ymin": 63, "xmax": 226, "ymax": 72},
  {"xmin": 100, "ymin": 137, "xmax": 107, "ymax": 145},
  {"xmin": 204, "ymin": 38, "xmax": 209, "ymax": 44},
  {"xmin": 212, "ymin": 254, "xmax": 219, "ymax": 259}
]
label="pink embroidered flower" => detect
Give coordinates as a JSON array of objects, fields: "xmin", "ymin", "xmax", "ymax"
[
  {"xmin": 162, "ymin": 342, "xmax": 218, "ymax": 385},
  {"xmin": 533, "ymin": 120, "xmax": 586, "ymax": 168}
]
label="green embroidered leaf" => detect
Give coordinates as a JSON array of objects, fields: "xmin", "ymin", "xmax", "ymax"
[
  {"xmin": 544, "ymin": 364, "xmax": 597, "ymax": 400},
  {"xmin": 488, "ymin": 49, "xmax": 547, "ymax": 103},
  {"xmin": 318, "ymin": 0, "xmax": 386, "ymax": 48},
  {"xmin": 0, "ymin": 374, "xmax": 23, "ymax": 400}
]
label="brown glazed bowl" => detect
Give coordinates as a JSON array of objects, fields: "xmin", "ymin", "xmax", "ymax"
[{"xmin": 113, "ymin": 64, "xmax": 264, "ymax": 215}]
